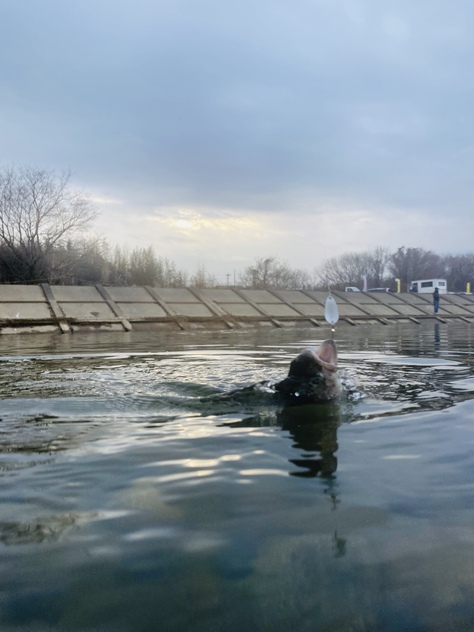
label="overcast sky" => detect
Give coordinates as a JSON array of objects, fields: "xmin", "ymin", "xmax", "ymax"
[{"xmin": 1, "ymin": 0, "xmax": 474, "ymax": 281}]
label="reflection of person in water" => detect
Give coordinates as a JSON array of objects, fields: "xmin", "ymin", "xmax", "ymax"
[
  {"xmin": 226, "ymin": 402, "xmax": 342, "ymax": 480},
  {"xmin": 277, "ymin": 403, "xmax": 340, "ymax": 479},
  {"xmin": 433, "ymin": 287, "xmax": 440, "ymax": 314}
]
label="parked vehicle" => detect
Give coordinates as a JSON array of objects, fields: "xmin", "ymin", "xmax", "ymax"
[
  {"xmin": 344, "ymin": 286, "xmax": 360, "ymax": 292},
  {"xmin": 409, "ymin": 279, "xmax": 447, "ymax": 294}
]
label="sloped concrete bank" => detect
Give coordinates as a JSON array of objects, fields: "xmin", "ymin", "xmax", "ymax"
[{"xmin": 0, "ymin": 284, "xmax": 473, "ymax": 334}]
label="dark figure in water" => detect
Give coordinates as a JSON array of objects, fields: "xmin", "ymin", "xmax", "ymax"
[
  {"xmin": 275, "ymin": 339, "xmax": 341, "ymax": 404},
  {"xmin": 433, "ymin": 287, "xmax": 440, "ymax": 314}
]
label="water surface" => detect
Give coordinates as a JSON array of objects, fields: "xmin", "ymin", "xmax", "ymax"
[{"xmin": 1, "ymin": 322, "xmax": 474, "ymax": 631}]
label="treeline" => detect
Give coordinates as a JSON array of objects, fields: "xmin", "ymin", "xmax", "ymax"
[
  {"xmin": 226, "ymin": 248, "xmax": 474, "ymax": 293},
  {"xmin": 0, "ymin": 238, "xmax": 218, "ymax": 288},
  {"xmin": 0, "ymin": 166, "xmax": 216, "ymax": 288},
  {"xmin": 3, "ymin": 235, "xmax": 473, "ymax": 294},
  {"xmin": 69, "ymin": 243, "xmax": 218, "ymax": 288},
  {"xmin": 1, "ymin": 166, "xmax": 473, "ymax": 291},
  {"xmin": 317, "ymin": 246, "xmax": 474, "ymax": 292}
]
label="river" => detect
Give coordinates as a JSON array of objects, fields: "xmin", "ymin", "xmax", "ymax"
[{"xmin": 1, "ymin": 321, "xmax": 474, "ymax": 631}]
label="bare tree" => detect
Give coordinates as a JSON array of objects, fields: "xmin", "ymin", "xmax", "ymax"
[
  {"xmin": 47, "ymin": 236, "xmax": 110, "ymax": 285},
  {"xmin": 159, "ymin": 258, "xmax": 188, "ymax": 288},
  {"xmin": 388, "ymin": 247, "xmax": 443, "ymax": 291},
  {"xmin": 128, "ymin": 246, "xmax": 161, "ymax": 286},
  {"xmin": 316, "ymin": 247, "xmax": 391, "ymax": 290},
  {"xmin": 366, "ymin": 246, "xmax": 391, "ymax": 287},
  {"xmin": 317, "ymin": 252, "xmax": 367, "ymax": 288},
  {"xmin": 441, "ymin": 253, "xmax": 474, "ymax": 292},
  {"xmin": 240, "ymin": 256, "xmax": 315, "ymax": 289},
  {"xmin": 190, "ymin": 264, "xmax": 217, "ymax": 288},
  {"xmin": 0, "ymin": 165, "xmax": 97, "ymax": 282}
]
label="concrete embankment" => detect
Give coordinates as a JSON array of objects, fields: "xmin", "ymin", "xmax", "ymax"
[{"xmin": 0, "ymin": 284, "xmax": 472, "ymax": 334}]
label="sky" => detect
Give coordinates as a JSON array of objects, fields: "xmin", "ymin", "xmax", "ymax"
[{"xmin": 1, "ymin": 0, "xmax": 474, "ymax": 283}]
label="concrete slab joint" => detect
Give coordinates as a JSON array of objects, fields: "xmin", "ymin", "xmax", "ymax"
[
  {"xmin": 41, "ymin": 283, "xmax": 71, "ymax": 333},
  {"xmin": 95, "ymin": 284, "xmax": 133, "ymax": 332}
]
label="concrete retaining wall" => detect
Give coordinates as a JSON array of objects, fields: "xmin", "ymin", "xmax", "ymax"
[{"xmin": 1, "ymin": 284, "xmax": 473, "ymax": 334}]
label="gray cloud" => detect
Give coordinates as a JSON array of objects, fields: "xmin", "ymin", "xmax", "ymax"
[{"xmin": 1, "ymin": 0, "xmax": 474, "ymax": 222}]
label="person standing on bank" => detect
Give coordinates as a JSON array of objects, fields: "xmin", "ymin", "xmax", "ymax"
[{"xmin": 433, "ymin": 287, "xmax": 440, "ymax": 314}]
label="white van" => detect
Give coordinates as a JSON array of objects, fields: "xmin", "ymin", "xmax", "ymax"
[{"xmin": 409, "ymin": 279, "xmax": 447, "ymax": 294}]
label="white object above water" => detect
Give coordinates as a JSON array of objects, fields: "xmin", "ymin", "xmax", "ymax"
[{"xmin": 324, "ymin": 294, "xmax": 339, "ymax": 326}]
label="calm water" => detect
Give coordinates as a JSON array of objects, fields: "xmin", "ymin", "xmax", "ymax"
[{"xmin": 1, "ymin": 322, "xmax": 474, "ymax": 632}]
